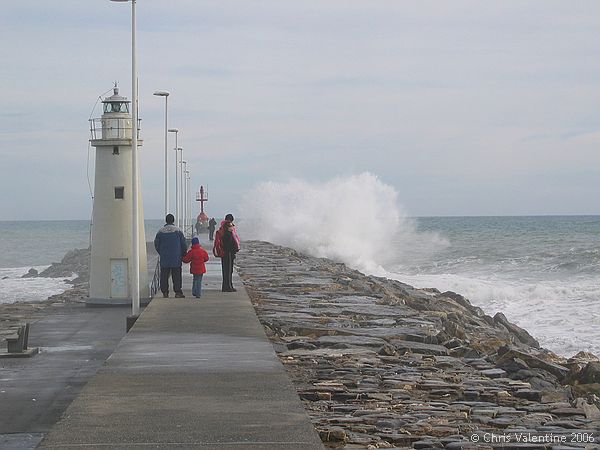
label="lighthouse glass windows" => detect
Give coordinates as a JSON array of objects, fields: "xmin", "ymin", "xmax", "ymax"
[{"xmin": 104, "ymin": 101, "xmax": 129, "ymax": 114}]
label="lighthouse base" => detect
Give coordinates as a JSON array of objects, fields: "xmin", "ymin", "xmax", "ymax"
[{"xmin": 85, "ymin": 296, "xmax": 152, "ymax": 307}]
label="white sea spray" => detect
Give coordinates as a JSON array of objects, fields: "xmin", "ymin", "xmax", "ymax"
[{"xmin": 239, "ymin": 172, "xmax": 449, "ymax": 274}]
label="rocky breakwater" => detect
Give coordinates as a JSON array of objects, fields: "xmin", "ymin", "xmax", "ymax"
[
  {"xmin": 236, "ymin": 241, "xmax": 600, "ymax": 449},
  {"xmin": 22, "ymin": 247, "xmax": 90, "ymax": 302},
  {"xmin": 1, "ymin": 248, "xmax": 90, "ymax": 344}
]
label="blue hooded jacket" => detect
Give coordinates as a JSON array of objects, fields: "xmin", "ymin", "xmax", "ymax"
[{"xmin": 154, "ymin": 224, "xmax": 187, "ymax": 268}]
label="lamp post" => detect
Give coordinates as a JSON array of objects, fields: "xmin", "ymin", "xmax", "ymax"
[
  {"xmin": 185, "ymin": 170, "xmax": 191, "ymax": 237},
  {"xmin": 168, "ymin": 128, "xmax": 178, "ymax": 218},
  {"xmin": 153, "ymin": 91, "xmax": 169, "ymax": 216},
  {"xmin": 181, "ymin": 160, "xmax": 187, "ymax": 235},
  {"xmin": 110, "ymin": 0, "xmax": 140, "ymax": 320},
  {"xmin": 176, "ymin": 148, "xmax": 183, "ymax": 228}
]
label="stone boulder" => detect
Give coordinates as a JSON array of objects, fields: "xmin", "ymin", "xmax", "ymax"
[
  {"xmin": 495, "ymin": 346, "xmax": 568, "ymax": 381},
  {"xmin": 20, "ymin": 268, "xmax": 38, "ymax": 278},
  {"xmin": 493, "ymin": 312, "xmax": 540, "ymax": 348},
  {"xmin": 573, "ymin": 361, "xmax": 600, "ymax": 385},
  {"xmin": 39, "ymin": 247, "xmax": 90, "ymax": 284}
]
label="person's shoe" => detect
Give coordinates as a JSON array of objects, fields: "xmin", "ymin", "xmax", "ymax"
[
  {"xmin": 175, "ymin": 293, "xmax": 185, "ymax": 298},
  {"xmin": 162, "ymin": 293, "xmax": 169, "ymax": 298},
  {"xmin": 230, "ymin": 288, "xmax": 237, "ymax": 292}
]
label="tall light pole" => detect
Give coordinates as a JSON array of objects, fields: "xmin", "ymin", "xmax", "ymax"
[
  {"xmin": 181, "ymin": 160, "xmax": 187, "ymax": 235},
  {"xmin": 176, "ymin": 148, "xmax": 183, "ymax": 228},
  {"xmin": 153, "ymin": 91, "xmax": 169, "ymax": 216},
  {"xmin": 110, "ymin": 0, "xmax": 140, "ymax": 320},
  {"xmin": 185, "ymin": 170, "xmax": 191, "ymax": 237},
  {"xmin": 168, "ymin": 128, "xmax": 178, "ymax": 218}
]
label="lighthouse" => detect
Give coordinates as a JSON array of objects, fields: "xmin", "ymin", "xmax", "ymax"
[{"xmin": 87, "ymin": 86, "xmax": 149, "ymax": 305}]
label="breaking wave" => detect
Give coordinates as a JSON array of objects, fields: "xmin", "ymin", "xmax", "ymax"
[{"xmin": 239, "ymin": 173, "xmax": 448, "ymax": 274}]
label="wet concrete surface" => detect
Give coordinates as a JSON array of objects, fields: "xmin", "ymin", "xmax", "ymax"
[{"xmin": 0, "ymin": 303, "xmax": 131, "ymax": 449}]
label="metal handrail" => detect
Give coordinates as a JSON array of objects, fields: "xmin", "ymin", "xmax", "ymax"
[
  {"xmin": 150, "ymin": 257, "xmax": 160, "ymax": 299},
  {"xmin": 89, "ymin": 117, "xmax": 142, "ymax": 140}
]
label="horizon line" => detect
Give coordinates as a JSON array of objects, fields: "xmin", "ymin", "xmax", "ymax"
[{"xmin": 2, "ymin": 214, "xmax": 600, "ymax": 222}]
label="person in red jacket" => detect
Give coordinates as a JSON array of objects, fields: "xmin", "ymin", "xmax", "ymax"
[
  {"xmin": 213, "ymin": 214, "xmax": 240, "ymax": 292},
  {"xmin": 182, "ymin": 237, "xmax": 210, "ymax": 298}
]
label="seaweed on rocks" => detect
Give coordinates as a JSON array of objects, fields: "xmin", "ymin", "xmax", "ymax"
[{"xmin": 236, "ymin": 240, "xmax": 600, "ymax": 449}]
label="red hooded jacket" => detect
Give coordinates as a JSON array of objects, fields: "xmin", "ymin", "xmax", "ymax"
[
  {"xmin": 213, "ymin": 220, "xmax": 240, "ymax": 257},
  {"xmin": 182, "ymin": 243, "xmax": 209, "ymax": 275}
]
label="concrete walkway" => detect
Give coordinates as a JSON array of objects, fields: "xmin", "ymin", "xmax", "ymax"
[{"xmin": 38, "ymin": 239, "xmax": 324, "ymax": 449}]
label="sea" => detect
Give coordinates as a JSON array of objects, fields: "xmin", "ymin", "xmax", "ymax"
[
  {"xmin": 1, "ymin": 212, "xmax": 599, "ymax": 358},
  {"xmin": 0, "ymin": 219, "xmax": 163, "ymax": 305},
  {"xmin": 239, "ymin": 174, "xmax": 600, "ymax": 358}
]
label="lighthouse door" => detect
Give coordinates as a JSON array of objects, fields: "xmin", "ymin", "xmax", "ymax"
[{"xmin": 110, "ymin": 259, "xmax": 128, "ymax": 298}]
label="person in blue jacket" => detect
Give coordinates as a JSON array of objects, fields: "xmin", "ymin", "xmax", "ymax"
[{"xmin": 154, "ymin": 214, "xmax": 187, "ymax": 298}]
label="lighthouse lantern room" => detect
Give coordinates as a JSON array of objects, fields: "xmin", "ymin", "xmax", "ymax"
[{"xmin": 87, "ymin": 86, "xmax": 149, "ymax": 305}]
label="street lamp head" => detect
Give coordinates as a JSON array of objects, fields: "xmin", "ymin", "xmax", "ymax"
[
  {"xmin": 153, "ymin": 91, "xmax": 170, "ymax": 97},
  {"xmin": 168, "ymin": 128, "xmax": 179, "ymax": 133}
]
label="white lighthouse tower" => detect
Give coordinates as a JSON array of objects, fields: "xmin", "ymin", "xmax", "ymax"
[{"xmin": 87, "ymin": 86, "xmax": 149, "ymax": 305}]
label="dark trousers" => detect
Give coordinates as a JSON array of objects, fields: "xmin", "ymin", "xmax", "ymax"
[
  {"xmin": 160, "ymin": 266, "xmax": 183, "ymax": 295},
  {"xmin": 209, "ymin": 229, "xmax": 215, "ymax": 241},
  {"xmin": 221, "ymin": 252, "xmax": 235, "ymax": 291}
]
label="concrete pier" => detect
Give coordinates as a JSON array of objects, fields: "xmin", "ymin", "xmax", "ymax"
[{"xmin": 36, "ymin": 240, "xmax": 324, "ymax": 449}]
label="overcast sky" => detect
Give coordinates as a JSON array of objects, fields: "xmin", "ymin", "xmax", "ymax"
[{"xmin": 2, "ymin": 1, "xmax": 600, "ymax": 220}]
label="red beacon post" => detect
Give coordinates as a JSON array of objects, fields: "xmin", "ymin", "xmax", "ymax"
[{"xmin": 194, "ymin": 185, "xmax": 209, "ymax": 233}]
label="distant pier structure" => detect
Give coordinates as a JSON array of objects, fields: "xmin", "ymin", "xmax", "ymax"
[{"xmin": 87, "ymin": 86, "xmax": 149, "ymax": 305}]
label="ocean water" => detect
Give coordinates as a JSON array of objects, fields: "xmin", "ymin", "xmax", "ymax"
[
  {"xmin": 388, "ymin": 215, "xmax": 600, "ymax": 358},
  {"xmin": 0, "ymin": 219, "xmax": 163, "ymax": 305},
  {"xmin": 3, "ymin": 184, "xmax": 600, "ymax": 358},
  {"xmin": 240, "ymin": 173, "xmax": 600, "ymax": 357}
]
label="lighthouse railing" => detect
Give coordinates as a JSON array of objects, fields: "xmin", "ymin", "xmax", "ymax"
[{"xmin": 89, "ymin": 118, "xmax": 142, "ymax": 141}]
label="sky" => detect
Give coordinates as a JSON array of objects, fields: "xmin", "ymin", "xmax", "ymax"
[{"xmin": 2, "ymin": 1, "xmax": 600, "ymax": 220}]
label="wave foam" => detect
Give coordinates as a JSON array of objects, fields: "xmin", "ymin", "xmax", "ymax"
[
  {"xmin": 0, "ymin": 266, "xmax": 74, "ymax": 304},
  {"xmin": 239, "ymin": 172, "xmax": 448, "ymax": 274}
]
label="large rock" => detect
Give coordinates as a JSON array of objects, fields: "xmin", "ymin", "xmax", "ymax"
[
  {"xmin": 495, "ymin": 347, "xmax": 568, "ymax": 381},
  {"xmin": 564, "ymin": 351, "xmax": 599, "ymax": 382},
  {"xmin": 573, "ymin": 361, "xmax": 600, "ymax": 384},
  {"xmin": 39, "ymin": 247, "xmax": 90, "ymax": 283},
  {"xmin": 493, "ymin": 312, "xmax": 540, "ymax": 348},
  {"xmin": 388, "ymin": 338, "xmax": 449, "ymax": 356},
  {"xmin": 21, "ymin": 268, "xmax": 38, "ymax": 278},
  {"xmin": 318, "ymin": 427, "xmax": 347, "ymax": 443},
  {"xmin": 572, "ymin": 383, "xmax": 600, "ymax": 398}
]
